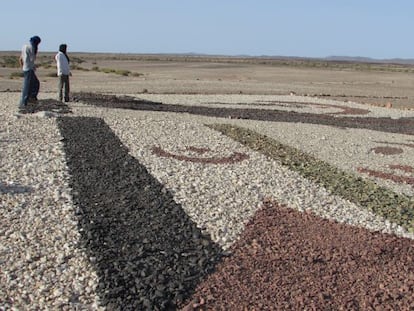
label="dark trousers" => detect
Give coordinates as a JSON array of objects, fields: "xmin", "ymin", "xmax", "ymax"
[
  {"xmin": 20, "ymin": 69, "xmax": 39, "ymax": 106},
  {"xmin": 58, "ymin": 74, "xmax": 70, "ymax": 102}
]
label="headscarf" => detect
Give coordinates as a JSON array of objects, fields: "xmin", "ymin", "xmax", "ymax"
[
  {"xmin": 59, "ymin": 44, "xmax": 70, "ymax": 63},
  {"xmin": 30, "ymin": 36, "xmax": 41, "ymax": 55}
]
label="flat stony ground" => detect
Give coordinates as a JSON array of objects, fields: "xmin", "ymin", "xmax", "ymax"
[
  {"xmin": 1, "ymin": 58, "xmax": 414, "ymax": 309},
  {"xmin": 1, "ymin": 55, "xmax": 414, "ymax": 110}
]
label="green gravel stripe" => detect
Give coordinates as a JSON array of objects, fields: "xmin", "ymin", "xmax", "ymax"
[{"xmin": 208, "ymin": 124, "xmax": 414, "ymax": 233}]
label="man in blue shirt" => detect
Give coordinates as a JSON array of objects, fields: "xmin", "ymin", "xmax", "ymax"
[{"xmin": 19, "ymin": 36, "xmax": 41, "ymax": 108}]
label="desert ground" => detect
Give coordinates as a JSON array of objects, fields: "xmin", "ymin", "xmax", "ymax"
[
  {"xmin": 1, "ymin": 52, "xmax": 414, "ymax": 109},
  {"xmin": 1, "ymin": 53, "xmax": 414, "ymax": 310}
]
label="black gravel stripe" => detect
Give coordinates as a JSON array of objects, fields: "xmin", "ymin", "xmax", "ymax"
[
  {"xmin": 209, "ymin": 124, "xmax": 414, "ymax": 233},
  {"xmin": 57, "ymin": 116, "xmax": 222, "ymax": 310},
  {"xmin": 73, "ymin": 92, "xmax": 414, "ymax": 136},
  {"xmin": 19, "ymin": 99, "xmax": 72, "ymax": 114}
]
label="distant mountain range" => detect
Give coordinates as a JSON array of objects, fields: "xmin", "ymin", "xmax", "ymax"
[
  {"xmin": 182, "ymin": 53, "xmax": 414, "ymax": 65},
  {"xmin": 2, "ymin": 50, "xmax": 413, "ymax": 65},
  {"xmin": 324, "ymin": 56, "xmax": 414, "ymax": 65}
]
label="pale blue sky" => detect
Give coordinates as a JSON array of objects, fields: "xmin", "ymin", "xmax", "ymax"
[{"xmin": 1, "ymin": 0, "xmax": 413, "ymax": 59}]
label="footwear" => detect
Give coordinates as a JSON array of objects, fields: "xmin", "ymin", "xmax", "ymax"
[{"xmin": 28, "ymin": 97, "xmax": 38, "ymax": 103}]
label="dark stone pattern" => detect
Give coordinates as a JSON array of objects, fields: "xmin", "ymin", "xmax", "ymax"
[
  {"xmin": 370, "ymin": 146, "xmax": 404, "ymax": 155},
  {"xmin": 73, "ymin": 92, "xmax": 414, "ymax": 136},
  {"xmin": 215, "ymin": 100, "xmax": 371, "ymax": 115},
  {"xmin": 57, "ymin": 116, "xmax": 222, "ymax": 310},
  {"xmin": 19, "ymin": 99, "xmax": 72, "ymax": 114},
  {"xmin": 151, "ymin": 146, "xmax": 249, "ymax": 164}
]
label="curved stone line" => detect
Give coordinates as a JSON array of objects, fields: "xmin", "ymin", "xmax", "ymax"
[
  {"xmin": 258, "ymin": 101, "xmax": 371, "ymax": 115},
  {"xmin": 357, "ymin": 167, "xmax": 414, "ymax": 186},
  {"xmin": 185, "ymin": 146, "xmax": 211, "ymax": 155},
  {"xmin": 389, "ymin": 165, "xmax": 414, "ymax": 174},
  {"xmin": 208, "ymin": 101, "xmax": 371, "ymax": 115},
  {"xmin": 73, "ymin": 92, "xmax": 414, "ymax": 136},
  {"xmin": 152, "ymin": 146, "xmax": 249, "ymax": 164},
  {"xmin": 370, "ymin": 146, "xmax": 404, "ymax": 155},
  {"xmin": 374, "ymin": 141, "xmax": 414, "ymax": 149}
]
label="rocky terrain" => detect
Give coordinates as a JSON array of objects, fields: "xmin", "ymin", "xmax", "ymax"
[{"xmin": 1, "ymin": 56, "xmax": 414, "ymax": 309}]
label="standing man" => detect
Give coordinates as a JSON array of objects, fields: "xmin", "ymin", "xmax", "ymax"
[
  {"xmin": 19, "ymin": 36, "xmax": 41, "ymax": 108},
  {"xmin": 55, "ymin": 44, "xmax": 70, "ymax": 102}
]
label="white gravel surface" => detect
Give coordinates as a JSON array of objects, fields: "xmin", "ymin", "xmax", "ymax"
[
  {"xmin": 1, "ymin": 92, "xmax": 413, "ymax": 309},
  {"xmin": 0, "ymin": 93, "xmax": 102, "ymax": 310}
]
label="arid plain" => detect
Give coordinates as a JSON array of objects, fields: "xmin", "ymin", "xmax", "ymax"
[{"xmin": 1, "ymin": 52, "xmax": 414, "ymax": 110}]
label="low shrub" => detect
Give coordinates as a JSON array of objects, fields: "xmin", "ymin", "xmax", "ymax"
[
  {"xmin": 1, "ymin": 56, "xmax": 20, "ymax": 68},
  {"xmin": 9, "ymin": 71, "xmax": 23, "ymax": 79}
]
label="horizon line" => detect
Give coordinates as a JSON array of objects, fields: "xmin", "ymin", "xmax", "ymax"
[{"xmin": 1, "ymin": 50, "xmax": 414, "ymax": 62}]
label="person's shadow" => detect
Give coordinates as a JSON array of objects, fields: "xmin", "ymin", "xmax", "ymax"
[
  {"xmin": 0, "ymin": 182, "xmax": 33, "ymax": 194},
  {"xmin": 19, "ymin": 99, "xmax": 72, "ymax": 114}
]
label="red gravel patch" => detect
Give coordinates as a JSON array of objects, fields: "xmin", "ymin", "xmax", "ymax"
[
  {"xmin": 358, "ymin": 167, "xmax": 414, "ymax": 186},
  {"xmin": 389, "ymin": 165, "xmax": 414, "ymax": 174},
  {"xmin": 181, "ymin": 200, "xmax": 414, "ymax": 310}
]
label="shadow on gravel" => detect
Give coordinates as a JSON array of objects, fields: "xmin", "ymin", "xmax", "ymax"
[
  {"xmin": 19, "ymin": 99, "xmax": 72, "ymax": 114},
  {"xmin": 57, "ymin": 116, "xmax": 222, "ymax": 310},
  {"xmin": 0, "ymin": 181, "xmax": 33, "ymax": 194},
  {"xmin": 73, "ymin": 92, "xmax": 414, "ymax": 136}
]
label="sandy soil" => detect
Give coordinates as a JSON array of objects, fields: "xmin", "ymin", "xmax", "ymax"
[{"xmin": 1, "ymin": 53, "xmax": 413, "ymax": 110}]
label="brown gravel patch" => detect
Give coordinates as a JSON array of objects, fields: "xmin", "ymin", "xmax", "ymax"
[
  {"xmin": 358, "ymin": 167, "xmax": 414, "ymax": 186},
  {"xmin": 370, "ymin": 146, "xmax": 404, "ymax": 155},
  {"xmin": 389, "ymin": 165, "xmax": 414, "ymax": 174},
  {"xmin": 180, "ymin": 200, "xmax": 414, "ymax": 310}
]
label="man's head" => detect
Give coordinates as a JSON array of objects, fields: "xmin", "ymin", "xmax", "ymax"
[
  {"xmin": 30, "ymin": 36, "xmax": 41, "ymax": 54},
  {"xmin": 30, "ymin": 36, "xmax": 41, "ymax": 46},
  {"xmin": 59, "ymin": 44, "xmax": 67, "ymax": 53}
]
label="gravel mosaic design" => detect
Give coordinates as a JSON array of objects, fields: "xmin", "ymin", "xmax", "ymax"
[
  {"xmin": 57, "ymin": 116, "xmax": 222, "ymax": 310},
  {"xmin": 206, "ymin": 100, "xmax": 372, "ymax": 115},
  {"xmin": 3, "ymin": 93, "xmax": 414, "ymax": 309},
  {"xmin": 209, "ymin": 124, "xmax": 414, "ymax": 233},
  {"xmin": 181, "ymin": 200, "xmax": 414, "ymax": 310},
  {"xmin": 358, "ymin": 167, "xmax": 414, "ymax": 187},
  {"xmin": 152, "ymin": 146, "xmax": 249, "ymax": 164},
  {"xmin": 73, "ymin": 92, "xmax": 414, "ymax": 136}
]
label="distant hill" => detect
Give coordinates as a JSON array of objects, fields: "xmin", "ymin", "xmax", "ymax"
[
  {"xmin": 325, "ymin": 56, "xmax": 414, "ymax": 65},
  {"xmin": 2, "ymin": 49, "xmax": 414, "ymax": 66}
]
